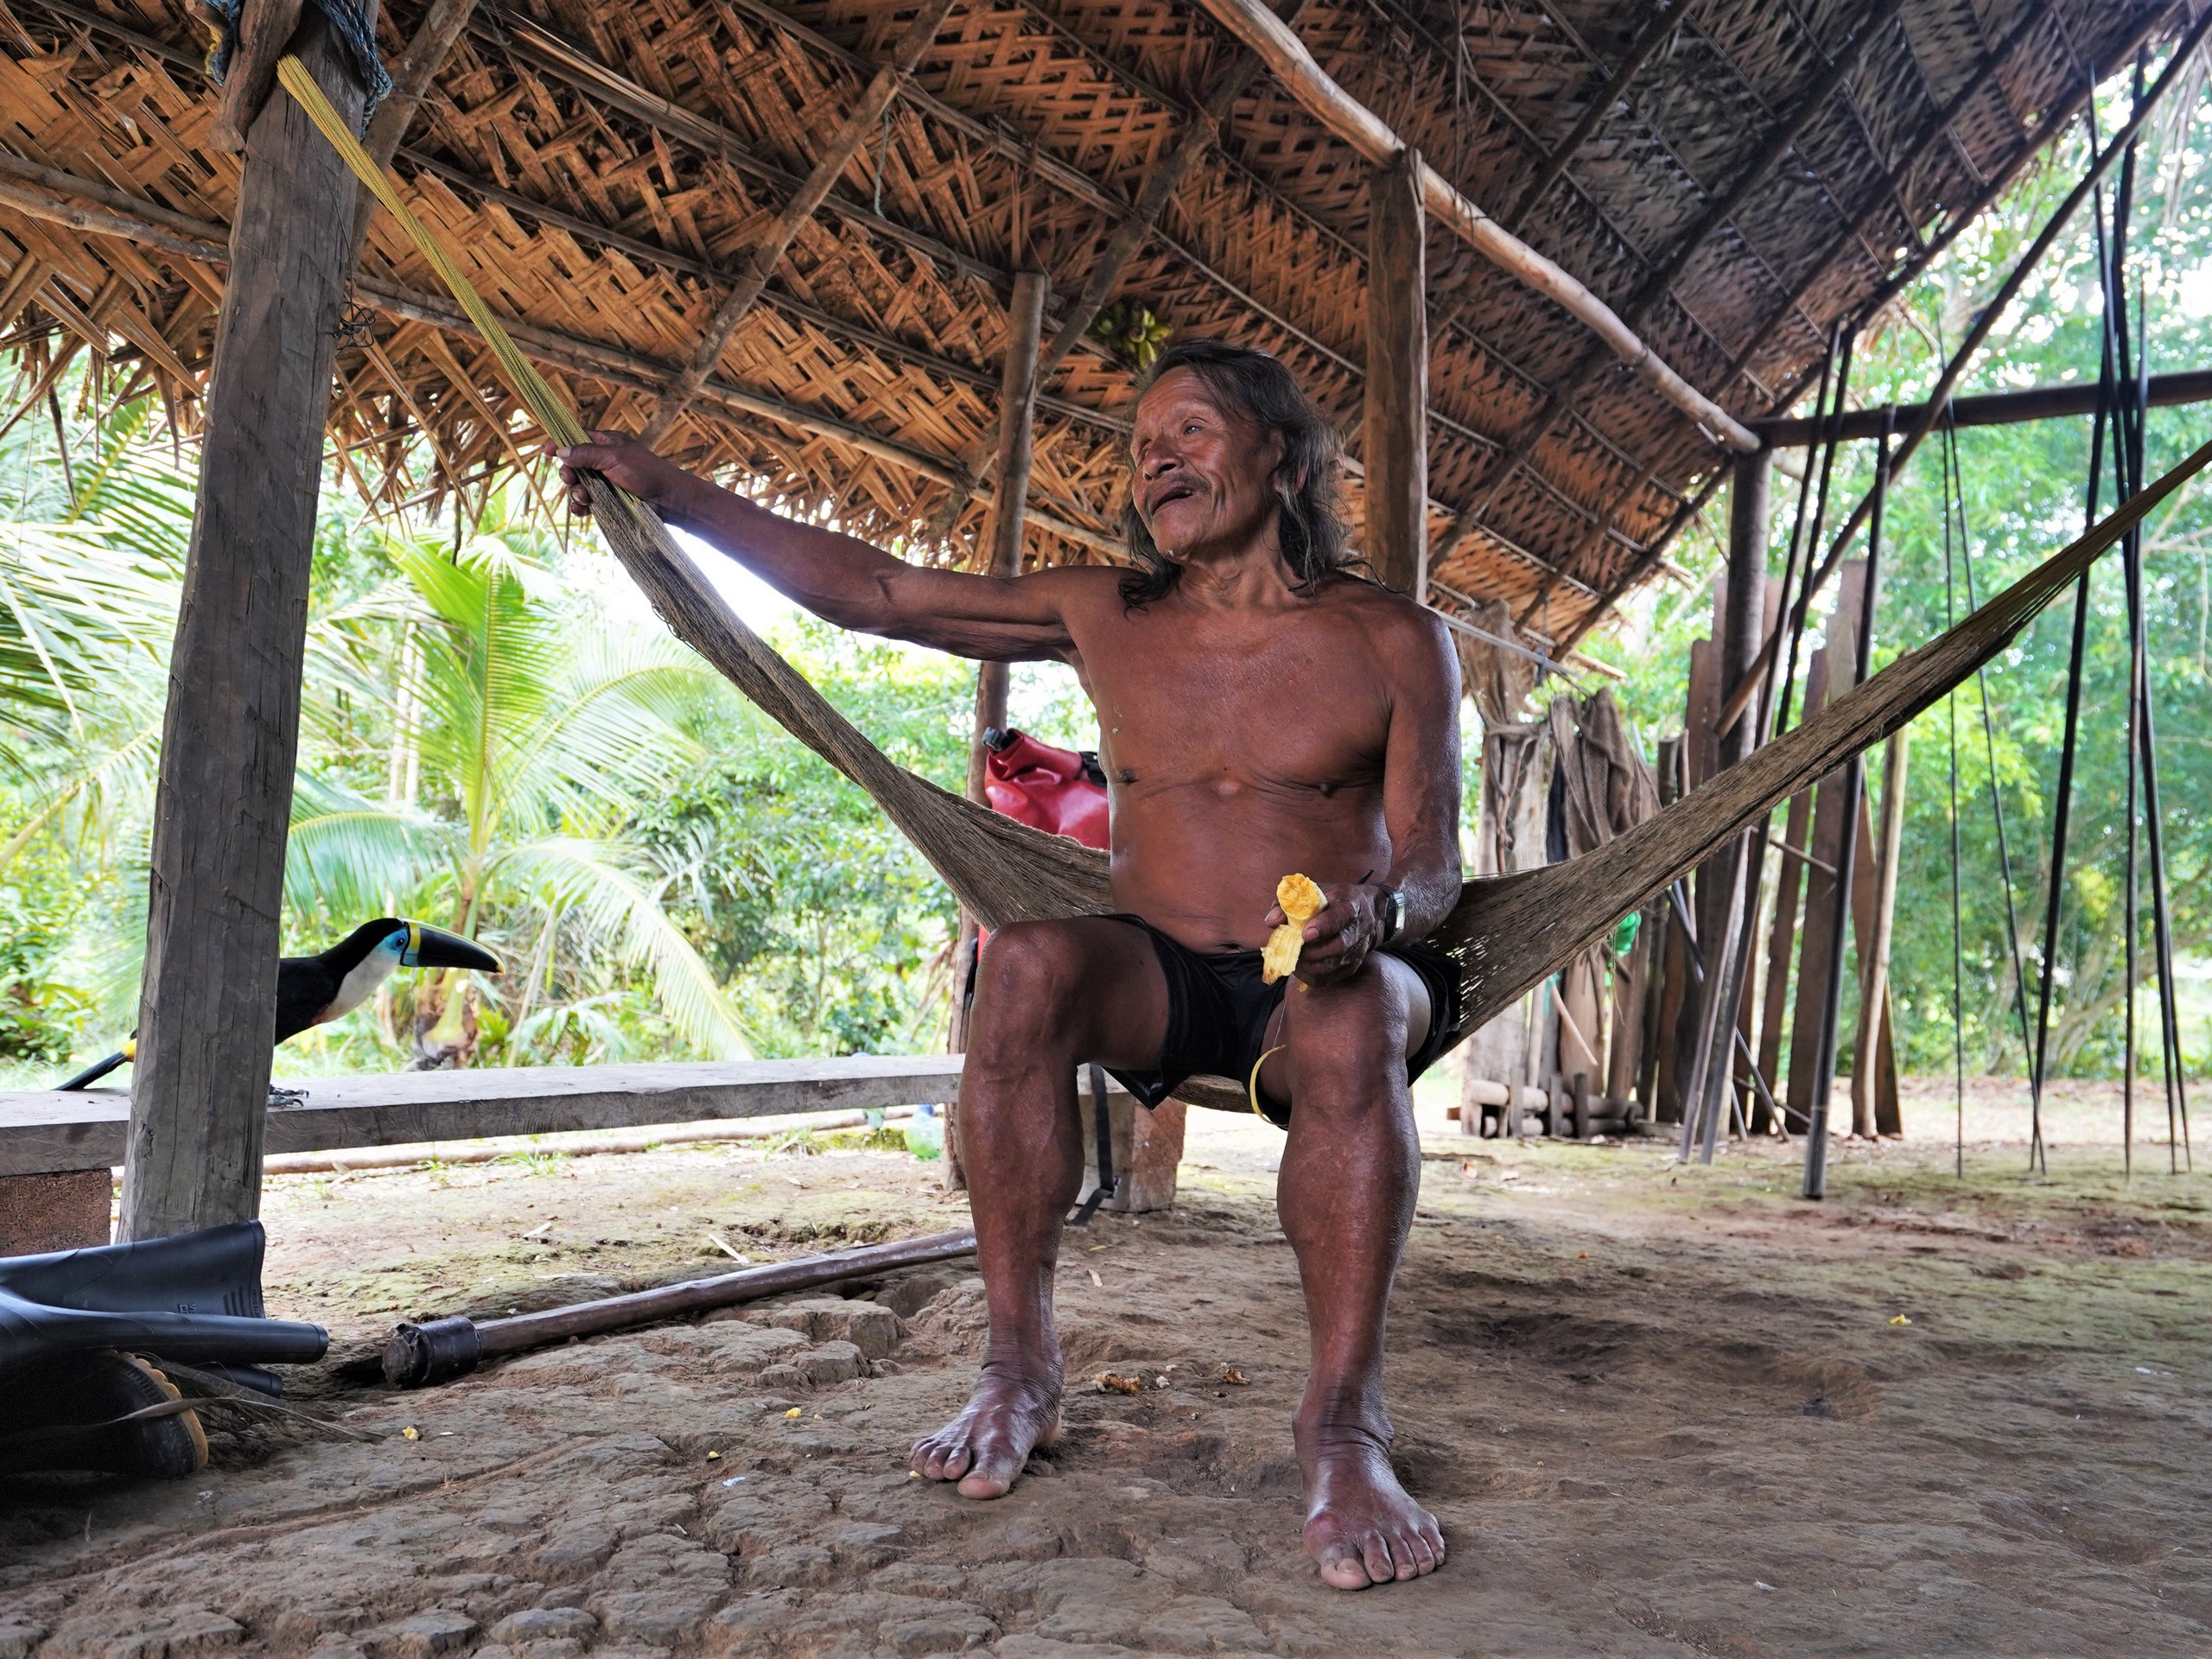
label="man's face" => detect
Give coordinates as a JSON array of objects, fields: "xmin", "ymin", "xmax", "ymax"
[{"xmin": 1129, "ymin": 368, "xmax": 1283, "ymax": 561}]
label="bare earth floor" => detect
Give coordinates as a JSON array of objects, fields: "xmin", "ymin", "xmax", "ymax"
[{"xmin": 3, "ymin": 1077, "xmax": 2208, "ymax": 1657}]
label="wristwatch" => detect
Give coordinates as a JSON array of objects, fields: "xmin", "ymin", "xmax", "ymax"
[{"xmin": 1375, "ymin": 884, "xmax": 1406, "ymax": 945}]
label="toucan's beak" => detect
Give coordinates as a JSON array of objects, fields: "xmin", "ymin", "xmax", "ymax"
[{"xmin": 398, "ymin": 921, "xmax": 500, "ymax": 973}]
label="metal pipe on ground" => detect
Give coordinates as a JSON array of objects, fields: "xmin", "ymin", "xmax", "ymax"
[{"xmin": 382, "ymin": 1227, "xmax": 978, "ymax": 1389}]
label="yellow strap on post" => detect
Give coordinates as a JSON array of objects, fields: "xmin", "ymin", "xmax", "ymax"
[{"xmin": 275, "ymin": 54, "xmax": 590, "ymax": 453}]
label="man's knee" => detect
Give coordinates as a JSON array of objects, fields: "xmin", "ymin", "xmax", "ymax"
[
  {"xmin": 1283, "ymin": 969, "xmax": 1410, "ymax": 1092},
  {"xmin": 972, "ymin": 920, "xmax": 1093, "ymax": 1031}
]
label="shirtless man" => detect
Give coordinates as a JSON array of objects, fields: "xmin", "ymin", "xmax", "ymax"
[{"xmin": 558, "ymin": 339, "xmax": 1464, "ymax": 1590}]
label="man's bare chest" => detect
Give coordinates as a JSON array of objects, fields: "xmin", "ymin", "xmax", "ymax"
[{"xmin": 1071, "ymin": 617, "xmax": 1391, "ymax": 791}]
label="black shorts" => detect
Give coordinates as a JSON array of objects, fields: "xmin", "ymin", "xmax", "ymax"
[{"xmin": 1099, "ymin": 912, "xmax": 1461, "ymax": 1129}]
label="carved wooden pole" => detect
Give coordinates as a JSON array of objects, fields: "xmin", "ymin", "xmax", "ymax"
[
  {"xmin": 949, "ymin": 270, "xmax": 1047, "ymax": 1187},
  {"xmin": 1363, "ymin": 149, "xmax": 1426, "ymax": 597},
  {"xmin": 963, "ymin": 270, "xmax": 1050, "ymax": 803},
  {"xmin": 123, "ymin": 4, "xmax": 378, "ymax": 1241}
]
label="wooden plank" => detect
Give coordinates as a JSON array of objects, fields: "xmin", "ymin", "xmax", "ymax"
[
  {"xmin": 1649, "ymin": 736, "xmax": 1687, "ymax": 1124},
  {"xmin": 1363, "ymin": 147, "xmax": 1427, "ymax": 597},
  {"xmin": 123, "ymin": 7, "xmax": 379, "ymax": 1243},
  {"xmin": 1784, "ymin": 563, "xmax": 1867, "ymax": 1132},
  {"xmin": 1853, "ymin": 729, "xmax": 1909, "ymax": 1137},
  {"xmin": 3, "ymin": 1057, "xmax": 969, "ymax": 1178},
  {"xmin": 1847, "ymin": 780, "xmax": 1904, "ymax": 1138},
  {"xmin": 1752, "ymin": 647, "xmax": 1827, "ymax": 1132}
]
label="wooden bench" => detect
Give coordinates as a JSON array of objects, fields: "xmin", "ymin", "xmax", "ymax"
[{"xmin": 0, "ymin": 1056, "xmax": 1179, "ymax": 1249}]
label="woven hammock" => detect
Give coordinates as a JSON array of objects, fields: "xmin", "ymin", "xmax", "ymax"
[{"xmin": 282, "ymin": 59, "xmax": 2212, "ymax": 1114}]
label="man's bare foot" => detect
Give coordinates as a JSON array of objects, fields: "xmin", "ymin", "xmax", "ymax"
[
  {"xmin": 911, "ymin": 1368, "xmax": 1062, "ymax": 1498},
  {"xmin": 1298, "ymin": 1422, "xmax": 1445, "ymax": 1590}
]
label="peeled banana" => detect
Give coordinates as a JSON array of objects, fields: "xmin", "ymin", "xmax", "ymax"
[{"xmin": 1261, "ymin": 873, "xmax": 1327, "ymax": 985}]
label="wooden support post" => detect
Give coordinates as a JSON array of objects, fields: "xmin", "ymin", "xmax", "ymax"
[
  {"xmin": 949, "ymin": 270, "xmax": 1047, "ymax": 1191},
  {"xmin": 1681, "ymin": 449, "xmax": 1771, "ymax": 1154},
  {"xmin": 1363, "ymin": 148, "xmax": 1427, "ymax": 597},
  {"xmin": 961, "ymin": 270, "xmax": 1049, "ymax": 806},
  {"xmin": 122, "ymin": 6, "xmax": 378, "ymax": 1243}
]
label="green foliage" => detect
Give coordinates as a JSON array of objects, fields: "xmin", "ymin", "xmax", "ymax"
[
  {"xmin": 0, "ymin": 398, "xmax": 971, "ymax": 1077},
  {"xmin": 1590, "ymin": 60, "xmax": 2212, "ymax": 1083},
  {"xmin": 628, "ymin": 619, "xmax": 968, "ymax": 1057}
]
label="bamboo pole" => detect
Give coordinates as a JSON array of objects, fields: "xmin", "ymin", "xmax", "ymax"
[
  {"xmin": 1187, "ymin": 0, "xmax": 1757, "ymax": 454},
  {"xmin": 384, "ymin": 1229, "xmax": 979, "ymax": 1388}
]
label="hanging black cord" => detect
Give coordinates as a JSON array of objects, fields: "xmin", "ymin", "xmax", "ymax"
[
  {"xmin": 2107, "ymin": 87, "xmax": 2144, "ymax": 1180},
  {"xmin": 2031, "ymin": 129, "xmax": 2125, "ymax": 1179},
  {"xmin": 2131, "ymin": 275, "xmax": 2193, "ymax": 1173},
  {"xmin": 1775, "ymin": 329, "xmax": 1858, "ymax": 746},
  {"xmin": 1942, "ymin": 409, "xmax": 1966, "ymax": 1179},
  {"xmin": 1942, "ymin": 384, "xmax": 2037, "ymax": 1107}
]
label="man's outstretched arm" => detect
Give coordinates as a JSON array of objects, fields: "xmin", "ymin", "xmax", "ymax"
[{"xmin": 556, "ymin": 431, "xmax": 1078, "ymax": 661}]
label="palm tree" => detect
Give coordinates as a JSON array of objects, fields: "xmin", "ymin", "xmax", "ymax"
[{"xmin": 286, "ymin": 501, "xmax": 753, "ymax": 1065}]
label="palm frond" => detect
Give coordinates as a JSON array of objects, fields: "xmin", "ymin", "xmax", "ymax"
[{"xmin": 498, "ymin": 836, "xmax": 752, "ymax": 1060}]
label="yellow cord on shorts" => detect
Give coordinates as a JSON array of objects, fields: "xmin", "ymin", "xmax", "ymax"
[{"xmin": 1248, "ymin": 1045, "xmax": 1286, "ymax": 1121}]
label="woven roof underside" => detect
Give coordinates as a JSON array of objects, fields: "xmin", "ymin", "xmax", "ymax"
[{"xmin": 0, "ymin": 0, "xmax": 2177, "ymax": 640}]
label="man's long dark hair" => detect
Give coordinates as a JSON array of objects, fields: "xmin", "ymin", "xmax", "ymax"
[{"xmin": 1118, "ymin": 339, "xmax": 1356, "ymax": 607}]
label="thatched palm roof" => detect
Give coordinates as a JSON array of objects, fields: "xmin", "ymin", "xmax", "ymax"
[{"xmin": 0, "ymin": 0, "xmax": 2182, "ymax": 644}]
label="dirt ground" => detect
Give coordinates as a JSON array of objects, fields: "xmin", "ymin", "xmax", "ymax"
[{"xmin": 3, "ymin": 1074, "xmax": 2208, "ymax": 1657}]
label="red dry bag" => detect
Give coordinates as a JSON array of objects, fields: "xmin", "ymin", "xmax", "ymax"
[{"xmin": 982, "ymin": 727, "xmax": 1109, "ymax": 849}]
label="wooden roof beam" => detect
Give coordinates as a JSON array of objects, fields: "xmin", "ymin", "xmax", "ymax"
[
  {"xmin": 391, "ymin": 150, "xmax": 1128, "ymax": 434},
  {"xmin": 1712, "ymin": 0, "xmax": 2070, "ymax": 389},
  {"xmin": 1505, "ymin": 0, "xmax": 1685, "ymax": 230},
  {"xmin": 0, "ymin": 153, "xmax": 1125, "ymax": 558},
  {"xmin": 0, "ymin": 141, "xmax": 1124, "ymax": 442},
  {"xmin": 920, "ymin": 31, "xmax": 1284, "ymax": 539},
  {"xmin": 1190, "ymin": 0, "xmax": 1757, "ymax": 454},
  {"xmin": 480, "ymin": 12, "xmax": 1014, "ymax": 296},
  {"xmin": 349, "ymin": 282, "xmax": 1128, "ymax": 557},
  {"xmin": 638, "ymin": 0, "xmax": 959, "ymax": 446},
  {"xmin": 1758, "ymin": 370, "xmax": 2212, "ymax": 445},
  {"xmin": 1478, "ymin": 0, "xmax": 1910, "ymax": 619},
  {"xmin": 505, "ymin": 0, "xmax": 1657, "ymax": 564}
]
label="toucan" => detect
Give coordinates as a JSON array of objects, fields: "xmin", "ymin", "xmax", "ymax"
[{"xmin": 54, "ymin": 919, "xmax": 500, "ymax": 1091}]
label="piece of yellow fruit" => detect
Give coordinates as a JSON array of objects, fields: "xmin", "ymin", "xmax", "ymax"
[
  {"xmin": 1277, "ymin": 873, "xmax": 1325, "ymax": 922},
  {"xmin": 1262, "ymin": 874, "xmax": 1326, "ymax": 984}
]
